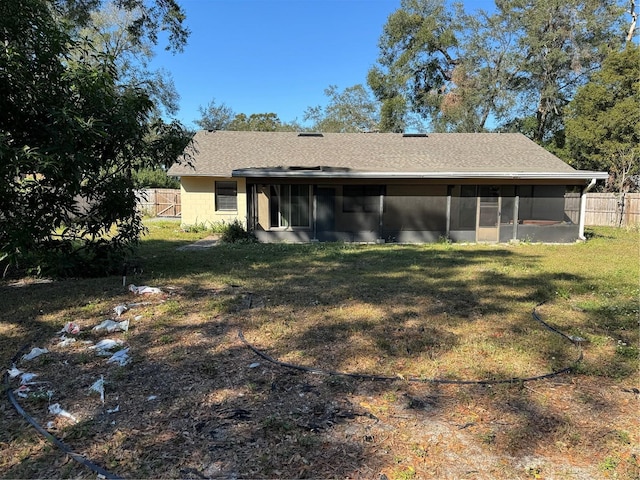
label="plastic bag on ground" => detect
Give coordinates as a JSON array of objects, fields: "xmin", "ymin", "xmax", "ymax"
[
  {"xmin": 107, "ymin": 348, "xmax": 131, "ymax": 366},
  {"xmin": 89, "ymin": 376, "xmax": 105, "ymax": 403},
  {"xmin": 57, "ymin": 322, "xmax": 80, "ymax": 335},
  {"xmin": 88, "ymin": 339, "xmax": 124, "ymax": 355},
  {"xmin": 49, "ymin": 403, "xmax": 78, "ymax": 423},
  {"xmin": 114, "ymin": 305, "xmax": 128, "ymax": 317},
  {"xmin": 56, "ymin": 336, "xmax": 76, "ymax": 348},
  {"xmin": 22, "ymin": 347, "xmax": 49, "ymax": 361},
  {"xmin": 7, "ymin": 366, "xmax": 23, "ymax": 378},
  {"xmin": 93, "ymin": 319, "xmax": 129, "ymax": 333},
  {"xmin": 128, "ymin": 284, "xmax": 162, "ymax": 295},
  {"xmin": 20, "ymin": 372, "xmax": 38, "ymax": 384}
]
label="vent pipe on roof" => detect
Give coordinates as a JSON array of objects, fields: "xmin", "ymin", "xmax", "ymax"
[
  {"xmin": 402, "ymin": 133, "xmax": 428, "ymax": 137},
  {"xmin": 298, "ymin": 132, "xmax": 324, "ymax": 137}
]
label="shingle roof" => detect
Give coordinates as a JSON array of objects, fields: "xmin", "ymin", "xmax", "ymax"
[{"xmin": 167, "ymin": 131, "xmax": 606, "ymax": 180}]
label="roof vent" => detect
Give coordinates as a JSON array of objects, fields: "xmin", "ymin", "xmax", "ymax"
[
  {"xmin": 298, "ymin": 132, "xmax": 324, "ymax": 137},
  {"xmin": 402, "ymin": 133, "xmax": 428, "ymax": 137}
]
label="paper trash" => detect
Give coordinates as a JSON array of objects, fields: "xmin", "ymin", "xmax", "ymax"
[
  {"xmin": 22, "ymin": 347, "xmax": 49, "ymax": 361},
  {"xmin": 49, "ymin": 403, "xmax": 78, "ymax": 423},
  {"xmin": 129, "ymin": 284, "xmax": 162, "ymax": 295},
  {"xmin": 58, "ymin": 322, "xmax": 80, "ymax": 335},
  {"xmin": 114, "ymin": 305, "xmax": 128, "ymax": 317},
  {"xmin": 93, "ymin": 319, "xmax": 129, "ymax": 333},
  {"xmin": 7, "ymin": 366, "xmax": 23, "ymax": 378},
  {"xmin": 107, "ymin": 348, "xmax": 131, "ymax": 366}
]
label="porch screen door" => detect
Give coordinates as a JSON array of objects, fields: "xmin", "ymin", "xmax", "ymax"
[{"xmin": 477, "ymin": 186, "xmax": 500, "ymax": 242}]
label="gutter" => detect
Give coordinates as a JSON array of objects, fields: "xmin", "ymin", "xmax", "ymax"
[{"xmin": 579, "ymin": 178, "xmax": 598, "ymax": 240}]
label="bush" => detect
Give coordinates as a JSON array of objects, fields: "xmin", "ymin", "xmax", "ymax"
[{"xmin": 221, "ymin": 219, "xmax": 256, "ymax": 244}]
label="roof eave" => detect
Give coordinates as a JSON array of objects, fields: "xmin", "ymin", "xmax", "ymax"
[{"xmin": 232, "ymin": 169, "xmax": 609, "ymax": 181}]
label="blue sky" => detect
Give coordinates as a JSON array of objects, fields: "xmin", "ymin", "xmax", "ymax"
[{"xmin": 151, "ymin": 0, "xmax": 496, "ymax": 129}]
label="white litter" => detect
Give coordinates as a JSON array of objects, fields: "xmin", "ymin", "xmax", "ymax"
[
  {"xmin": 106, "ymin": 405, "xmax": 120, "ymax": 414},
  {"xmin": 58, "ymin": 322, "xmax": 80, "ymax": 335},
  {"xmin": 147, "ymin": 395, "xmax": 158, "ymax": 401},
  {"xmin": 49, "ymin": 403, "xmax": 77, "ymax": 423},
  {"xmin": 89, "ymin": 376, "xmax": 105, "ymax": 404},
  {"xmin": 93, "ymin": 319, "xmax": 129, "ymax": 333},
  {"xmin": 249, "ymin": 362, "xmax": 261, "ymax": 369},
  {"xmin": 107, "ymin": 348, "xmax": 131, "ymax": 366},
  {"xmin": 134, "ymin": 315, "xmax": 143, "ymax": 321},
  {"xmin": 114, "ymin": 305, "xmax": 128, "ymax": 317},
  {"xmin": 46, "ymin": 421, "xmax": 55, "ymax": 429},
  {"xmin": 128, "ymin": 284, "xmax": 162, "ymax": 295},
  {"xmin": 7, "ymin": 365, "xmax": 23, "ymax": 378},
  {"xmin": 20, "ymin": 372, "xmax": 38, "ymax": 384},
  {"xmin": 56, "ymin": 336, "xmax": 77, "ymax": 348},
  {"xmin": 89, "ymin": 339, "xmax": 124, "ymax": 355},
  {"xmin": 14, "ymin": 385, "xmax": 30, "ymax": 398},
  {"xmin": 22, "ymin": 347, "xmax": 49, "ymax": 361}
]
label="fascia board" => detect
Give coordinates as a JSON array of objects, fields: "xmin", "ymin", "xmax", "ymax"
[{"xmin": 232, "ymin": 169, "xmax": 609, "ymax": 181}]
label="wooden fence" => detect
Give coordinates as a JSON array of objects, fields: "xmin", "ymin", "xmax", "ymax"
[
  {"xmin": 137, "ymin": 188, "xmax": 181, "ymax": 217},
  {"xmin": 135, "ymin": 189, "xmax": 639, "ymax": 226},
  {"xmin": 583, "ymin": 193, "xmax": 640, "ymax": 227}
]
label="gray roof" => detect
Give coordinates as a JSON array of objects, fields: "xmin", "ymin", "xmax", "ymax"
[{"xmin": 168, "ymin": 130, "xmax": 607, "ymax": 180}]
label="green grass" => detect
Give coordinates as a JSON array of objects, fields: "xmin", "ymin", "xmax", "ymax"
[{"xmin": 1, "ymin": 222, "xmax": 638, "ymax": 479}]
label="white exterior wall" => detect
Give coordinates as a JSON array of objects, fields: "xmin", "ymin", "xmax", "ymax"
[{"xmin": 180, "ymin": 176, "xmax": 247, "ymax": 228}]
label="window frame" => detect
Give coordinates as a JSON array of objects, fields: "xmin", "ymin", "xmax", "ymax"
[
  {"xmin": 269, "ymin": 184, "xmax": 311, "ymax": 229},
  {"xmin": 215, "ymin": 181, "xmax": 238, "ymax": 212}
]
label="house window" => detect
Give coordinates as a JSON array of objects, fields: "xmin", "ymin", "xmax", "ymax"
[
  {"xmin": 343, "ymin": 185, "xmax": 383, "ymax": 213},
  {"xmin": 269, "ymin": 185, "xmax": 311, "ymax": 228},
  {"xmin": 215, "ymin": 181, "xmax": 237, "ymax": 211}
]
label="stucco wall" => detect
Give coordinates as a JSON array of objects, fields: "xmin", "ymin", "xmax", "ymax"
[{"xmin": 180, "ymin": 176, "xmax": 246, "ymax": 227}]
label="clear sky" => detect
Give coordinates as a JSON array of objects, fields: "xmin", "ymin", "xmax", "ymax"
[{"xmin": 150, "ymin": 0, "xmax": 496, "ymax": 130}]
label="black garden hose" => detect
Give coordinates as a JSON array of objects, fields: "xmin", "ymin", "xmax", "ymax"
[
  {"xmin": 238, "ymin": 302, "xmax": 583, "ymax": 386},
  {"xmin": 3, "ymin": 345, "xmax": 123, "ymax": 480}
]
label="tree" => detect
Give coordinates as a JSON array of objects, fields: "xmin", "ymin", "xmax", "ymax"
[
  {"xmin": 228, "ymin": 113, "xmax": 303, "ymax": 132},
  {"xmin": 76, "ymin": 1, "xmax": 181, "ymax": 117},
  {"xmin": 367, "ymin": 0, "xmax": 462, "ymax": 132},
  {"xmin": 368, "ymin": 0, "xmax": 628, "ymax": 137},
  {"xmin": 195, "ymin": 99, "xmax": 236, "ymax": 130},
  {"xmin": 0, "ymin": 0, "xmax": 191, "ymax": 277},
  {"xmin": 303, "ymin": 85, "xmax": 380, "ymax": 132},
  {"xmin": 565, "ymin": 45, "xmax": 640, "ymax": 193},
  {"xmin": 494, "ymin": 0, "xmax": 626, "ymax": 143}
]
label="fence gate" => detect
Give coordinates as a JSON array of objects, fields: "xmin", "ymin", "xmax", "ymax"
[{"xmin": 137, "ymin": 189, "xmax": 181, "ymax": 217}]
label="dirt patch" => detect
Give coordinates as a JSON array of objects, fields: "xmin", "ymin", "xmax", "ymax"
[{"xmin": 177, "ymin": 235, "xmax": 221, "ymax": 251}]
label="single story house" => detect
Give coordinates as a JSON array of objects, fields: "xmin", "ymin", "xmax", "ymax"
[{"xmin": 167, "ymin": 130, "xmax": 608, "ymax": 243}]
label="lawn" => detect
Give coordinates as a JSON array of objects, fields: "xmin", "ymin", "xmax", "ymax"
[{"xmin": 1, "ymin": 222, "xmax": 638, "ymax": 479}]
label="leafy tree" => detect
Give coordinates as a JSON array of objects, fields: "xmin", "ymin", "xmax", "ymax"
[
  {"xmin": 0, "ymin": 0, "xmax": 191, "ymax": 277},
  {"xmin": 565, "ymin": 45, "xmax": 640, "ymax": 193},
  {"xmin": 367, "ymin": 0, "xmax": 462, "ymax": 132},
  {"xmin": 303, "ymin": 84, "xmax": 380, "ymax": 132},
  {"xmin": 76, "ymin": 1, "xmax": 181, "ymax": 117},
  {"xmin": 132, "ymin": 168, "xmax": 180, "ymax": 189},
  {"xmin": 494, "ymin": 0, "xmax": 625, "ymax": 143},
  {"xmin": 57, "ymin": 0, "xmax": 189, "ymax": 53},
  {"xmin": 368, "ymin": 0, "xmax": 628, "ymax": 137},
  {"xmin": 227, "ymin": 113, "xmax": 301, "ymax": 132},
  {"xmin": 195, "ymin": 99, "xmax": 236, "ymax": 130}
]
